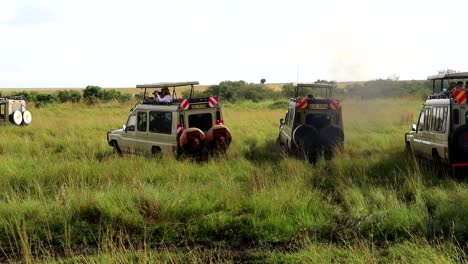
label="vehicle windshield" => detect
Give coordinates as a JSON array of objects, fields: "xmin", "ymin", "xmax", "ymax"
[{"xmin": 188, "ymin": 113, "xmax": 213, "ymax": 131}]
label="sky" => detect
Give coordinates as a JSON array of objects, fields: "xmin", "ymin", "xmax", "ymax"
[{"xmin": 0, "ymin": 0, "xmax": 467, "ymax": 88}]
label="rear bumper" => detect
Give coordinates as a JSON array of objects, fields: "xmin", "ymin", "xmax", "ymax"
[{"xmin": 452, "ymin": 163, "xmax": 468, "ymax": 168}]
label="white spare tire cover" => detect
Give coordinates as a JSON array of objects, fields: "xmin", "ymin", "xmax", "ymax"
[
  {"xmin": 12, "ymin": 110, "xmax": 23, "ymax": 125},
  {"xmin": 22, "ymin": 110, "xmax": 32, "ymax": 125}
]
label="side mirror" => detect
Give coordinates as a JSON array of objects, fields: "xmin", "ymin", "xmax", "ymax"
[
  {"xmin": 412, "ymin": 124, "xmax": 417, "ymax": 131},
  {"xmin": 280, "ymin": 118, "xmax": 284, "ymax": 125}
]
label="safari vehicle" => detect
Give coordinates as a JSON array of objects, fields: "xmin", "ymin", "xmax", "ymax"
[
  {"xmin": 0, "ymin": 96, "xmax": 32, "ymax": 126},
  {"xmin": 405, "ymin": 72, "xmax": 468, "ymax": 172},
  {"xmin": 107, "ymin": 81, "xmax": 232, "ymax": 159},
  {"xmin": 277, "ymin": 82, "xmax": 344, "ymax": 163}
]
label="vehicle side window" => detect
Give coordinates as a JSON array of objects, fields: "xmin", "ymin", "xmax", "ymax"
[
  {"xmin": 417, "ymin": 110, "xmax": 425, "ymax": 131},
  {"xmin": 453, "ymin": 109, "xmax": 460, "ymax": 125},
  {"xmin": 431, "ymin": 107, "xmax": 439, "ymax": 132},
  {"xmin": 137, "ymin": 112, "xmax": 148, "ymax": 132},
  {"xmin": 149, "ymin": 111, "xmax": 172, "ymax": 134},
  {"xmin": 441, "ymin": 107, "xmax": 448, "ymax": 134},
  {"xmin": 423, "ymin": 108, "xmax": 431, "ymax": 131},
  {"xmin": 126, "ymin": 114, "xmax": 137, "ymax": 131}
]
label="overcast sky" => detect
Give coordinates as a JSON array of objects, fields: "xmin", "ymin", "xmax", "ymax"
[{"xmin": 0, "ymin": 0, "xmax": 467, "ymax": 87}]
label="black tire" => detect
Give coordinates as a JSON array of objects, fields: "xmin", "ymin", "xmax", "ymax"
[
  {"xmin": 293, "ymin": 124, "xmax": 319, "ymax": 161},
  {"xmin": 319, "ymin": 125, "xmax": 344, "ymax": 149},
  {"xmin": 112, "ymin": 141, "xmax": 122, "ymax": 156},
  {"xmin": 451, "ymin": 125, "xmax": 468, "ymax": 162}
]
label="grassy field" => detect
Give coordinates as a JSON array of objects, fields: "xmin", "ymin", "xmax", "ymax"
[{"xmin": 0, "ymin": 97, "xmax": 467, "ymax": 263}]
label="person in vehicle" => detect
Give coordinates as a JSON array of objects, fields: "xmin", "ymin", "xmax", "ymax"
[
  {"xmin": 153, "ymin": 87, "xmax": 172, "ymax": 102},
  {"xmin": 455, "ymin": 81, "xmax": 464, "ymax": 91}
]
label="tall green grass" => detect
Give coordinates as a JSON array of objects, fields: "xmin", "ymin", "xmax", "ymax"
[{"xmin": 0, "ymin": 99, "xmax": 467, "ymax": 262}]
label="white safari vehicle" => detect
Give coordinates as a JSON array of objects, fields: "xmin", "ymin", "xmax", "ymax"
[
  {"xmin": 107, "ymin": 81, "xmax": 232, "ymax": 159},
  {"xmin": 0, "ymin": 96, "xmax": 33, "ymax": 126},
  {"xmin": 405, "ymin": 72, "xmax": 468, "ymax": 172}
]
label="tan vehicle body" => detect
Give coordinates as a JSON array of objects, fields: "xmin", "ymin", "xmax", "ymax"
[
  {"xmin": 107, "ymin": 82, "xmax": 231, "ymax": 158},
  {"xmin": 0, "ymin": 97, "xmax": 32, "ymax": 125}
]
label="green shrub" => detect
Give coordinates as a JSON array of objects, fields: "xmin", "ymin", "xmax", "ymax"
[
  {"xmin": 83, "ymin": 85, "xmax": 102, "ymax": 99},
  {"xmin": 56, "ymin": 90, "xmax": 82, "ymax": 103}
]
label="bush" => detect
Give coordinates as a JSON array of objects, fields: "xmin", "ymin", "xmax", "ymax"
[
  {"xmin": 117, "ymin": 93, "xmax": 132, "ymax": 102},
  {"xmin": 56, "ymin": 90, "xmax": 82, "ymax": 103},
  {"xmin": 34, "ymin": 93, "xmax": 59, "ymax": 107},
  {"xmin": 83, "ymin": 85, "xmax": 102, "ymax": 99}
]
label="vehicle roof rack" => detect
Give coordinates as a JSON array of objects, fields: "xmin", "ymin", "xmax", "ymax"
[
  {"xmin": 295, "ymin": 82, "xmax": 336, "ymax": 98},
  {"xmin": 136, "ymin": 81, "xmax": 199, "ymax": 89},
  {"xmin": 427, "ymin": 72, "xmax": 468, "ymax": 80},
  {"xmin": 136, "ymin": 81, "xmax": 201, "ymax": 101}
]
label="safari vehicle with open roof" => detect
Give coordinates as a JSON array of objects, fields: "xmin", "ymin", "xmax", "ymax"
[
  {"xmin": 277, "ymin": 82, "xmax": 344, "ymax": 163},
  {"xmin": 0, "ymin": 96, "xmax": 32, "ymax": 126},
  {"xmin": 405, "ymin": 72, "xmax": 468, "ymax": 173},
  {"xmin": 107, "ymin": 81, "xmax": 232, "ymax": 159}
]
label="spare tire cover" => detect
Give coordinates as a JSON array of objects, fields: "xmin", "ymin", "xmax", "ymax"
[
  {"xmin": 293, "ymin": 124, "xmax": 319, "ymax": 151},
  {"xmin": 179, "ymin": 127, "xmax": 206, "ymax": 152},
  {"xmin": 11, "ymin": 110, "xmax": 23, "ymax": 125},
  {"xmin": 319, "ymin": 125, "xmax": 344, "ymax": 148},
  {"xmin": 452, "ymin": 125, "xmax": 468, "ymax": 159},
  {"xmin": 22, "ymin": 110, "xmax": 32, "ymax": 125}
]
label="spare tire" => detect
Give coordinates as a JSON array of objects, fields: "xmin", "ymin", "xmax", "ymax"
[
  {"xmin": 22, "ymin": 110, "xmax": 32, "ymax": 125},
  {"xmin": 319, "ymin": 125, "xmax": 344, "ymax": 148},
  {"xmin": 451, "ymin": 125, "xmax": 468, "ymax": 162},
  {"xmin": 293, "ymin": 124, "xmax": 319, "ymax": 160},
  {"xmin": 179, "ymin": 127, "xmax": 206, "ymax": 154},
  {"xmin": 10, "ymin": 110, "xmax": 23, "ymax": 125}
]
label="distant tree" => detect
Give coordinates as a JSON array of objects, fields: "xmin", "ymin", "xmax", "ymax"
[
  {"xmin": 387, "ymin": 74, "xmax": 400, "ymax": 81},
  {"xmin": 83, "ymin": 85, "xmax": 102, "ymax": 99},
  {"xmin": 438, "ymin": 69, "xmax": 458, "ymax": 74},
  {"xmin": 260, "ymin": 78, "xmax": 266, "ymax": 84}
]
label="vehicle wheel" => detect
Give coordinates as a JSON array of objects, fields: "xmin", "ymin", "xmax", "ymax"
[
  {"xmin": 10, "ymin": 110, "xmax": 23, "ymax": 125},
  {"xmin": 112, "ymin": 141, "xmax": 122, "ymax": 156},
  {"xmin": 22, "ymin": 110, "xmax": 32, "ymax": 125},
  {"xmin": 451, "ymin": 125, "xmax": 468, "ymax": 161},
  {"xmin": 405, "ymin": 142, "xmax": 412, "ymax": 156},
  {"xmin": 151, "ymin": 146, "xmax": 162, "ymax": 158},
  {"xmin": 293, "ymin": 124, "xmax": 319, "ymax": 161}
]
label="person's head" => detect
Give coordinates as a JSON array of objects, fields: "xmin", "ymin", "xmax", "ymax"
[
  {"xmin": 307, "ymin": 94, "xmax": 314, "ymax": 99},
  {"xmin": 450, "ymin": 82, "xmax": 457, "ymax": 89},
  {"xmin": 162, "ymin": 87, "xmax": 170, "ymax": 95},
  {"xmin": 456, "ymin": 81, "xmax": 463, "ymax": 89}
]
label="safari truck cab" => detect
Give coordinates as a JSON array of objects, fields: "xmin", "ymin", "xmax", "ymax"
[
  {"xmin": 107, "ymin": 81, "xmax": 232, "ymax": 159},
  {"xmin": 0, "ymin": 96, "xmax": 32, "ymax": 126},
  {"xmin": 277, "ymin": 82, "xmax": 344, "ymax": 163},
  {"xmin": 405, "ymin": 72, "xmax": 468, "ymax": 171}
]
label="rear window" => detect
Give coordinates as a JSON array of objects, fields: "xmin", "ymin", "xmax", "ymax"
[
  {"xmin": 188, "ymin": 113, "xmax": 213, "ymax": 131},
  {"xmin": 305, "ymin": 114, "xmax": 330, "ymax": 129}
]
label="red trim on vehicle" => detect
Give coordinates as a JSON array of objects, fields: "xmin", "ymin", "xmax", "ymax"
[{"xmin": 452, "ymin": 163, "xmax": 468, "ymax": 167}]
